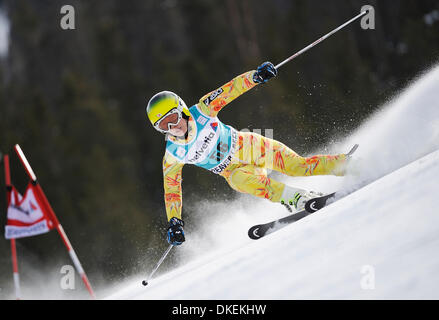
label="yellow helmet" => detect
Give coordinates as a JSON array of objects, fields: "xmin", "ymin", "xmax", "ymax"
[{"xmin": 146, "ymin": 91, "xmax": 190, "ymax": 133}]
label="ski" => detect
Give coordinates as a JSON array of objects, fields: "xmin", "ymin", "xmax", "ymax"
[
  {"xmin": 248, "ymin": 193, "xmax": 337, "ymax": 240},
  {"xmin": 248, "ymin": 209, "xmax": 314, "ymax": 240},
  {"xmin": 304, "ymin": 192, "xmax": 336, "ymax": 213}
]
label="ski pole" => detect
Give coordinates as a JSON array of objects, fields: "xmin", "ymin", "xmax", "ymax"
[
  {"xmin": 142, "ymin": 244, "xmax": 173, "ymax": 286},
  {"xmin": 275, "ymin": 10, "xmax": 367, "ymax": 69}
]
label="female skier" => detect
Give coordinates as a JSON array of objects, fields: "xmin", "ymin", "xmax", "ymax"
[{"xmin": 146, "ymin": 62, "xmax": 353, "ymax": 246}]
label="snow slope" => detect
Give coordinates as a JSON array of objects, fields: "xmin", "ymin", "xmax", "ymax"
[{"xmin": 105, "ymin": 64, "xmax": 439, "ymax": 299}]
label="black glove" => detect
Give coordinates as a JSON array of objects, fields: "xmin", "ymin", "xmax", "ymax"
[
  {"xmin": 253, "ymin": 61, "xmax": 278, "ymax": 84},
  {"xmin": 167, "ymin": 217, "xmax": 185, "ymax": 246}
]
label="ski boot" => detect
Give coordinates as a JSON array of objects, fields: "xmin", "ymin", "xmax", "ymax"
[{"xmin": 279, "ymin": 185, "xmax": 323, "ymax": 213}]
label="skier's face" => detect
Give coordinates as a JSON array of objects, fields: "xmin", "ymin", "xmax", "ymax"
[{"xmin": 168, "ymin": 117, "xmax": 187, "ymax": 137}]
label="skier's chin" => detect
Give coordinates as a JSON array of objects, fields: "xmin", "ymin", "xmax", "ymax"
[{"xmin": 169, "ymin": 129, "xmax": 186, "ymax": 137}]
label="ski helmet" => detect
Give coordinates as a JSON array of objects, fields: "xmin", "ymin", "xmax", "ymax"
[{"xmin": 146, "ymin": 91, "xmax": 190, "ymax": 133}]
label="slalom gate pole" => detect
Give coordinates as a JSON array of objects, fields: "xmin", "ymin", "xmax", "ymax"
[
  {"xmin": 275, "ymin": 10, "xmax": 367, "ymax": 69},
  {"xmin": 3, "ymin": 154, "xmax": 21, "ymax": 300},
  {"xmin": 10, "ymin": 239, "xmax": 21, "ymax": 299},
  {"xmin": 142, "ymin": 244, "xmax": 173, "ymax": 286},
  {"xmin": 14, "ymin": 144, "xmax": 96, "ymax": 299}
]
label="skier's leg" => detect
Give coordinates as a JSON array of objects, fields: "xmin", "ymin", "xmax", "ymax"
[
  {"xmin": 236, "ymin": 131, "xmax": 348, "ymax": 177},
  {"xmin": 220, "ymin": 162, "xmax": 310, "ymax": 212},
  {"xmin": 220, "ymin": 163, "xmax": 285, "ymax": 202},
  {"xmin": 233, "ymin": 131, "xmax": 347, "ymax": 210}
]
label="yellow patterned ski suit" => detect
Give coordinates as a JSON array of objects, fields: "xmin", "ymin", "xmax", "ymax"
[{"xmin": 162, "ymin": 70, "xmax": 348, "ymax": 221}]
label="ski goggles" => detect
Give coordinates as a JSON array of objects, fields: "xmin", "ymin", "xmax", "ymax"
[{"xmin": 153, "ymin": 108, "xmax": 182, "ymax": 134}]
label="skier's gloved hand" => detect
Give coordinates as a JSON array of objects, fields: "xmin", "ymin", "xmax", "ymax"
[
  {"xmin": 167, "ymin": 217, "xmax": 185, "ymax": 246},
  {"xmin": 253, "ymin": 61, "xmax": 278, "ymax": 84}
]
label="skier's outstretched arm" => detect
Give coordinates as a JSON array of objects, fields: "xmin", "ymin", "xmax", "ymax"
[
  {"xmin": 198, "ymin": 62, "xmax": 277, "ymax": 117},
  {"xmin": 162, "ymin": 152, "xmax": 184, "ymax": 221}
]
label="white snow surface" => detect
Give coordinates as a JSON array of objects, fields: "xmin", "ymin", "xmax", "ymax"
[{"xmin": 105, "ymin": 64, "xmax": 439, "ymax": 300}]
